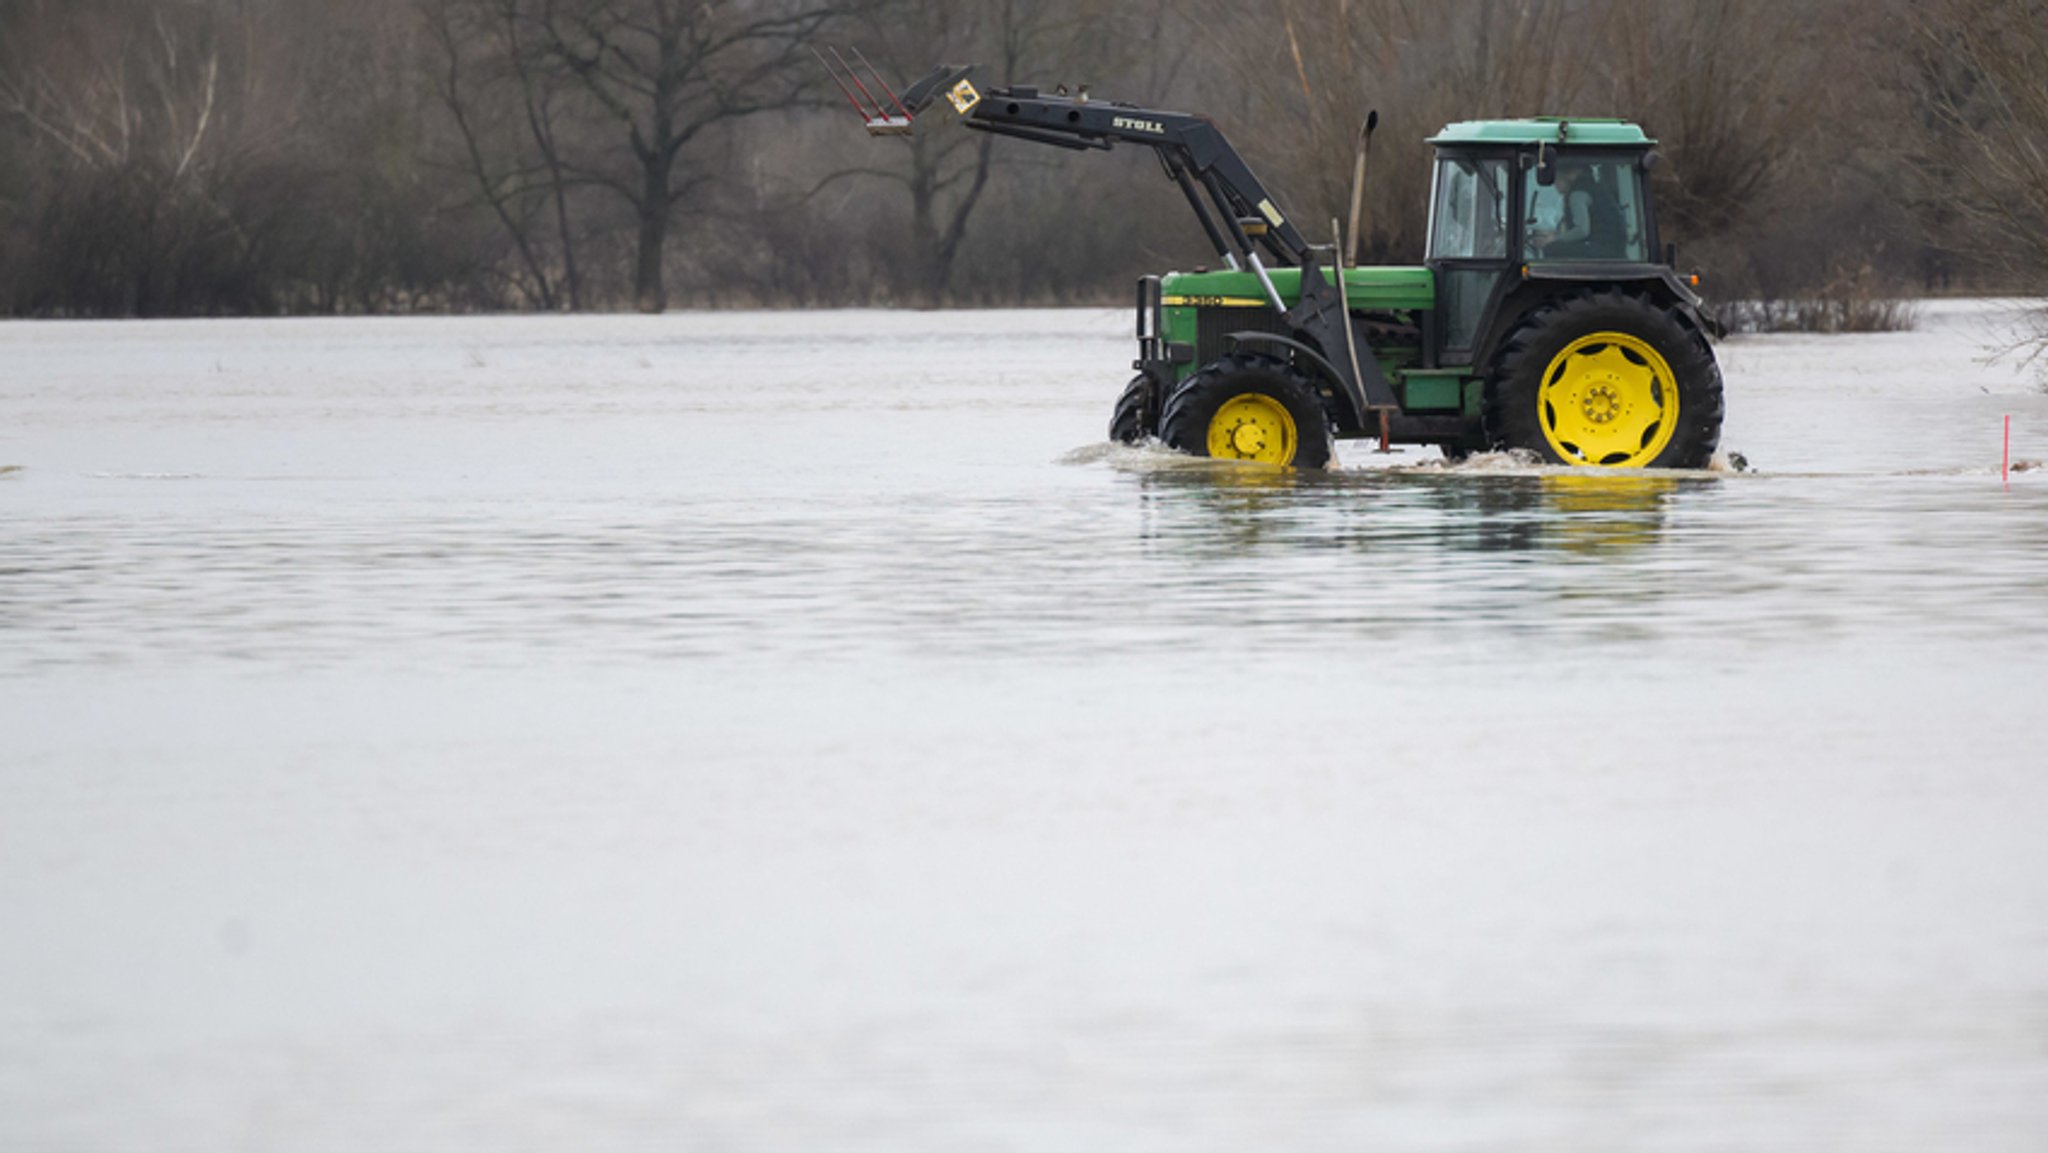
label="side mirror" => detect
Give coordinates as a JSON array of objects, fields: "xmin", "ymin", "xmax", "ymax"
[{"xmin": 1642, "ymin": 150, "xmax": 1663, "ymax": 173}]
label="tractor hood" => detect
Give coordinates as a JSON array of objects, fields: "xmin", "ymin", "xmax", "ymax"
[{"xmin": 1161, "ymin": 265, "xmax": 1434, "ymax": 311}]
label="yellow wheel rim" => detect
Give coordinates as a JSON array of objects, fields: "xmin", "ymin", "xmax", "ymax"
[
  {"xmin": 1206, "ymin": 393, "xmax": 1298, "ymax": 465},
  {"xmin": 1538, "ymin": 332, "xmax": 1679, "ymax": 467}
]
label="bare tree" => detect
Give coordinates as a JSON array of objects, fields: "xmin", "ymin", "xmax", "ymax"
[
  {"xmin": 1910, "ymin": 0, "xmax": 2048, "ymax": 323},
  {"xmin": 807, "ymin": 0, "xmax": 1162, "ymax": 302},
  {"xmin": 526, "ymin": 0, "xmax": 837, "ymax": 313},
  {"xmin": 1601, "ymin": 1, "xmax": 1828, "ymax": 245},
  {"xmin": 0, "ymin": 0, "xmax": 485, "ymax": 316},
  {"xmin": 818, "ymin": 1, "xmax": 1019, "ymax": 301},
  {"xmin": 1179, "ymin": 2, "xmax": 1587, "ymax": 263},
  {"xmin": 505, "ymin": 5, "xmax": 588, "ymax": 309},
  {"xmin": 422, "ymin": 0, "xmax": 569, "ymax": 309},
  {"xmin": 1180, "ymin": 0, "xmax": 1855, "ymax": 289},
  {"xmin": 0, "ymin": 0, "xmax": 232, "ymax": 312},
  {"xmin": 0, "ymin": 5, "xmax": 221, "ymax": 182}
]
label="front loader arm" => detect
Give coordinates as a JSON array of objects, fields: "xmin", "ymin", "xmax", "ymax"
[
  {"xmin": 890, "ymin": 65, "xmax": 1311, "ymax": 277},
  {"xmin": 830, "ymin": 59, "xmax": 1399, "ymax": 428},
  {"xmin": 963, "ymin": 91, "xmax": 1312, "ymax": 268}
]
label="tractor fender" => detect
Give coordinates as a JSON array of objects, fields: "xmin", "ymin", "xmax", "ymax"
[
  {"xmin": 1220, "ymin": 332, "xmax": 1367, "ymax": 432},
  {"xmin": 1474, "ymin": 267, "xmax": 1718, "ymax": 370}
]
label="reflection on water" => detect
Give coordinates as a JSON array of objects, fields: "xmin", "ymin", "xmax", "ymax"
[
  {"xmin": 1136, "ymin": 461, "xmax": 1692, "ymax": 558},
  {"xmin": 5, "ymin": 448, "xmax": 2047, "ymax": 671},
  {"xmin": 1524, "ymin": 472, "xmax": 1686, "ymax": 554}
]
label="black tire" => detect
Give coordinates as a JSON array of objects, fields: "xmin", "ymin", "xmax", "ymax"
[
  {"xmin": 1108, "ymin": 374, "xmax": 1158, "ymax": 444},
  {"xmin": 1159, "ymin": 353, "xmax": 1333, "ymax": 469},
  {"xmin": 1484, "ymin": 291, "xmax": 1723, "ymax": 469}
]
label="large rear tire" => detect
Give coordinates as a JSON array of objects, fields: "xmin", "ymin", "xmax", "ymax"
[
  {"xmin": 1486, "ymin": 292, "xmax": 1722, "ymax": 469},
  {"xmin": 1159, "ymin": 354, "xmax": 1333, "ymax": 469}
]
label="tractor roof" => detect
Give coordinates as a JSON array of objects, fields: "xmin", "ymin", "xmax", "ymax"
[{"xmin": 1430, "ymin": 118, "xmax": 1654, "ymax": 147}]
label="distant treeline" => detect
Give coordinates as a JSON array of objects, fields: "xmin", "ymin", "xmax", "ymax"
[{"xmin": 0, "ymin": 0, "xmax": 2043, "ymax": 318}]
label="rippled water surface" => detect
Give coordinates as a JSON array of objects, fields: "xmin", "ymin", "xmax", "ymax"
[{"xmin": 5, "ymin": 304, "xmax": 2048, "ymax": 1150}]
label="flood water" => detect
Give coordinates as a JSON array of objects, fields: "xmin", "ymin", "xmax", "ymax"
[{"xmin": 4, "ymin": 303, "xmax": 2047, "ymax": 1150}]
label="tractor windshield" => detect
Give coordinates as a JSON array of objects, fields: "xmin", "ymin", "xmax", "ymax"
[{"xmin": 1524, "ymin": 156, "xmax": 1647, "ymax": 261}]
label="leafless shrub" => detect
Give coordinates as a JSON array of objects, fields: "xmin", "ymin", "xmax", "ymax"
[
  {"xmin": 1718, "ymin": 262, "xmax": 1919, "ymax": 334},
  {"xmin": 0, "ymin": 0, "xmax": 482, "ymax": 315},
  {"xmin": 1722, "ymin": 299, "xmax": 1921, "ymax": 335}
]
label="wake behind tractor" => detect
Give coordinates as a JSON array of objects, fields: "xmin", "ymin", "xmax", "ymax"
[{"xmin": 823, "ymin": 54, "xmax": 1724, "ymax": 469}]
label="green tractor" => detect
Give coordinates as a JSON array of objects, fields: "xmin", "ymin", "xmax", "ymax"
[{"xmin": 827, "ymin": 56, "xmax": 1723, "ymax": 468}]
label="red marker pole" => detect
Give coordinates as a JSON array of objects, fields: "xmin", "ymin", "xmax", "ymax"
[{"xmin": 2004, "ymin": 414, "xmax": 2011, "ymax": 490}]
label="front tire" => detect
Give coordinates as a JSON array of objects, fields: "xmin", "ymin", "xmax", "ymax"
[
  {"xmin": 1159, "ymin": 354, "xmax": 1333, "ymax": 469},
  {"xmin": 1108, "ymin": 374, "xmax": 1158, "ymax": 444},
  {"xmin": 1486, "ymin": 292, "xmax": 1722, "ymax": 468}
]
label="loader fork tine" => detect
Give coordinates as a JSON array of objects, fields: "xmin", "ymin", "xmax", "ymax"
[
  {"xmin": 813, "ymin": 47, "xmax": 872, "ymax": 121},
  {"xmin": 850, "ymin": 47, "xmax": 912, "ymax": 121},
  {"xmin": 817, "ymin": 46, "xmax": 914, "ymax": 135},
  {"xmin": 831, "ymin": 47, "xmax": 888, "ymax": 120}
]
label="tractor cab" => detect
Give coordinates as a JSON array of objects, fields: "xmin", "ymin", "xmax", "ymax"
[{"xmin": 1425, "ymin": 119, "xmax": 1663, "ymax": 364}]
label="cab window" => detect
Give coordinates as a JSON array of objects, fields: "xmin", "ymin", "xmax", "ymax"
[
  {"xmin": 1524, "ymin": 157, "xmax": 1648, "ymax": 261},
  {"xmin": 1427, "ymin": 157, "xmax": 1509, "ymax": 261}
]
